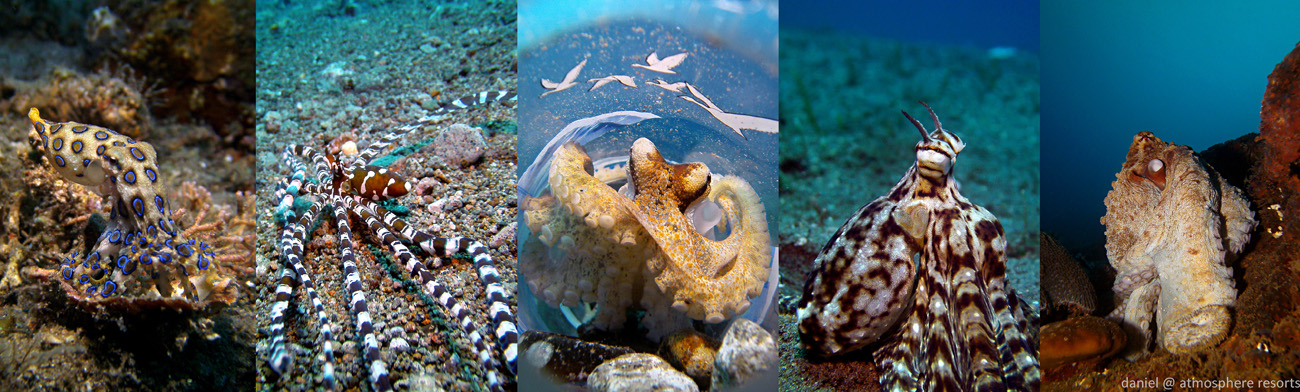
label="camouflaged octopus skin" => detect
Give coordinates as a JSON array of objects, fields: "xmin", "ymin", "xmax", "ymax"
[
  {"xmin": 1101, "ymin": 131, "xmax": 1255, "ymax": 358},
  {"xmin": 797, "ymin": 104, "xmax": 1040, "ymax": 391}
]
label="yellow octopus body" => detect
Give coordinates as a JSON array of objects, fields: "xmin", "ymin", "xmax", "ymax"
[
  {"xmin": 521, "ymin": 138, "xmax": 770, "ymax": 338},
  {"xmin": 28, "ymin": 108, "xmax": 215, "ymax": 300},
  {"xmin": 624, "ymin": 138, "xmax": 770, "ymax": 324}
]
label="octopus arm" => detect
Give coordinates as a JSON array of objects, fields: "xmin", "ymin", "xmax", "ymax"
[
  {"xmin": 634, "ymin": 174, "xmax": 770, "ymax": 324},
  {"xmin": 879, "ymin": 206, "xmax": 1039, "ymax": 391}
]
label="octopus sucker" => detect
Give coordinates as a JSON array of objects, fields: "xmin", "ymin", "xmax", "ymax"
[
  {"xmin": 798, "ymin": 104, "xmax": 1039, "ymax": 391},
  {"xmin": 521, "ymin": 137, "xmax": 771, "ymax": 338},
  {"xmin": 1102, "ymin": 131, "xmax": 1255, "ymax": 357}
]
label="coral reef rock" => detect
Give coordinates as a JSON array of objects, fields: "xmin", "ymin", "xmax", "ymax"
[
  {"xmin": 1041, "ymin": 232, "xmax": 1096, "ymax": 317},
  {"xmin": 520, "ymin": 330, "xmax": 635, "ymax": 385},
  {"xmin": 1101, "ymin": 131, "xmax": 1256, "ymax": 357},
  {"xmin": 711, "ymin": 318, "xmax": 777, "ymax": 390},
  {"xmin": 1041, "ymin": 315, "xmax": 1126, "ymax": 377},
  {"xmin": 588, "ymin": 353, "xmax": 699, "ymax": 392},
  {"xmin": 429, "ymin": 123, "xmax": 487, "ymax": 166}
]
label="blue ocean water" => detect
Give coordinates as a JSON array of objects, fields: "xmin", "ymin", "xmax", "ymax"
[
  {"xmin": 782, "ymin": 0, "xmax": 1039, "ymax": 52},
  {"xmin": 1041, "ymin": 1, "xmax": 1300, "ymax": 250}
]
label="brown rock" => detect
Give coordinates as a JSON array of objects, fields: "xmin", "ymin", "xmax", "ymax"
[{"xmin": 1041, "ymin": 315, "xmax": 1125, "ymax": 380}]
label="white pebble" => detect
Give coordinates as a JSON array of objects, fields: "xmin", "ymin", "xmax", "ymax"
[{"xmin": 391, "ymin": 337, "xmax": 411, "ymax": 353}]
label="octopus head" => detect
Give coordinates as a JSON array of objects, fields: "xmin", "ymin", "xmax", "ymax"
[
  {"xmin": 629, "ymin": 138, "xmax": 711, "ymax": 211},
  {"xmin": 1125, "ymin": 131, "xmax": 1170, "ymax": 190},
  {"xmin": 902, "ymin": 102, "xmax": 965, "ymax": 182}
]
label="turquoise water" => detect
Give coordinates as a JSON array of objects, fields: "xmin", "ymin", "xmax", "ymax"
[{"xmin": 1041, "ymin": 1, "xmax": 1300, "ymax": 250}]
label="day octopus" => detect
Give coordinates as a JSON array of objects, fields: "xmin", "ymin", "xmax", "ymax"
[{"xmin": 1101, "ymin": 131, "xmax": 1256, "ymax": 358}]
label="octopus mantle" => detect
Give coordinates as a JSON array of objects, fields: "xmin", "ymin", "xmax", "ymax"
[
  {"xmin": 1101, "ymin": 131, "xmax": 1256, "ymax": 357},
  {"xmin": 522, "ymin": 138, "xmax": 770, "ymax": 339}
]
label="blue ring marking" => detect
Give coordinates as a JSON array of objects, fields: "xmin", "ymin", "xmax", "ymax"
[
  {"xmin": 72, "ymin": 125, "xmax": 88, "ymax": 133},
  {"xmin": 40, "ymin": 135, "xmax": 48, "ymax": 148},
  {"xmin": 94, "ymin": 130, "xmax": 109, "ymax": 140},
  {"xmin": 52, "ymin": 138, "xmax": 63, "ymax": 151},
  {"xmin": 34, "ymin": 122, "xmax": 44, "ymax": 133},
  {"xmin": 79, "ymin": 274, "xmax": 90, "ymax": 284},
  {"xmin": 124, "ymin": 170, "xmax": 136, "ymax": 184},
  {"xmin": 129, "ymin": 147, "xmax": 145, "ymax": 161},
  {"xmin": 61, "ymin": 256, "xmax": 75, "ymax": 266},
  {"xmin": 50, "ymin": 124, "xmax": 62, "ymax": 133},
  {"xmin": 71, "ymin": 140, "xmax": 83, "ymax": 153},
  {"xmin": 87, "ymin": 252, "xmax": 100, "ymax": 265},
  {"xmin": 145, "ymin": 168, "xmax": 157, "ymax": 182},
  {"xmin": 132, "ymin": 197, "xmax": 144, "ymax": 217},
  {"xmin": 124, "ymin": 232, "xmax": 135, "ymax": 246},
  {"xmin": 159, "ymin": 219, "xmax": 175, "ymax": 236},
  {"xmin": 101, "ymin": 280, "xmax": 117, "ymax": 297},
  {"xmin": 108, "ymin": 230, "xmax": 121, "ymax": 243},
  {"xmin": 176, "ymin": 243, "xmax": 193, "ymax": 257},
  {"xmin": 155, "ymin": 196, "xmax": 165, "ymax": 213},
  {"xmin": 197, "ymin": 254, "xmax": 209, "ymax": 270},
  {"xmin": 53, "ymin": 156, "xmax": 65, "ymax": 167},
  {"xmin": 146, "ymin": 224, "xmax": 157, "ymax": 238},
  {"xmin": 127, "ymin": 138, "xmax": 136, "ymax": 144},
  {"xmin": 82, "ymin": 158, "xmax": 91, "ymax": 167},
  {"xmin": 85, "ymin": 286, "xmax": 96, "ymax": 295},
  {"xmin": 140, "ymin": 253, "xmax": 152, "ymax": 265},
  {"xmin": 119, "ymin": 255, "xmax": 136, "ymax": 275},
  {"xmin": 112, "ymin": 141, "xmax": 125, "ymax": 147},
  {"xmin": 96, "ymin": 145, "xmax": 106, "ymax": 156},
  {"xmin": 157, "ymin": 252, "xmax": 171, "ymax": 264},
  {"xmin": 62, "ymin": 268, "xmax": 74, "ymax": 280}
]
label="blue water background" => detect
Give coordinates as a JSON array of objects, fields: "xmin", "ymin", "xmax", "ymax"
[
  {"xmin": 782, "ymin": 0, "xmax": 1039, "ymax": 52},
  {"xmin": 520, "ymin": 0, "xmax": 777, "ymax": 63},
  {"xmin": 1042, "ymin": 1, "xmax": 1300, "ymax": 250}
]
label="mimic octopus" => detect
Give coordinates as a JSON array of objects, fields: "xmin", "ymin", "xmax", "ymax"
[
  {"xmin": 27, "ymin": 108, "xmax": 226, "ymax": 301},
  {"xmin": 797, "ymin": 104, "xmax": 1039, "ymax": 391},
  {"xmin": 1101, "ymin": 131, "xmax": 1255, "ymax": 357},
  {"xmin": 522, "ymin": 138, "xmax": 770, "ymax": 339}
]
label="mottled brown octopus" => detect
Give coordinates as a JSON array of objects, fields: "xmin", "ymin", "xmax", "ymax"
[
  {"xmin": 797, "ymin": 104, "xmax": 1039, "ymax": 391},
  {"xmin": 1101, "ymin": 131, "xmax": 1255, "ymax": 358},
  {"xmin": 522, "ymin": 138, "xmax": 771, "ymax": 339}
]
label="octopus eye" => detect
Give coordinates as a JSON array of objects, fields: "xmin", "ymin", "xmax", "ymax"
[
  {"xmin": 1141, "ymin": 158, "xmax": 1167, "ymax": 190},
  {"xmin": 1147, "ymin": 158, "xmax": 1164, "ymax": 174}
]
